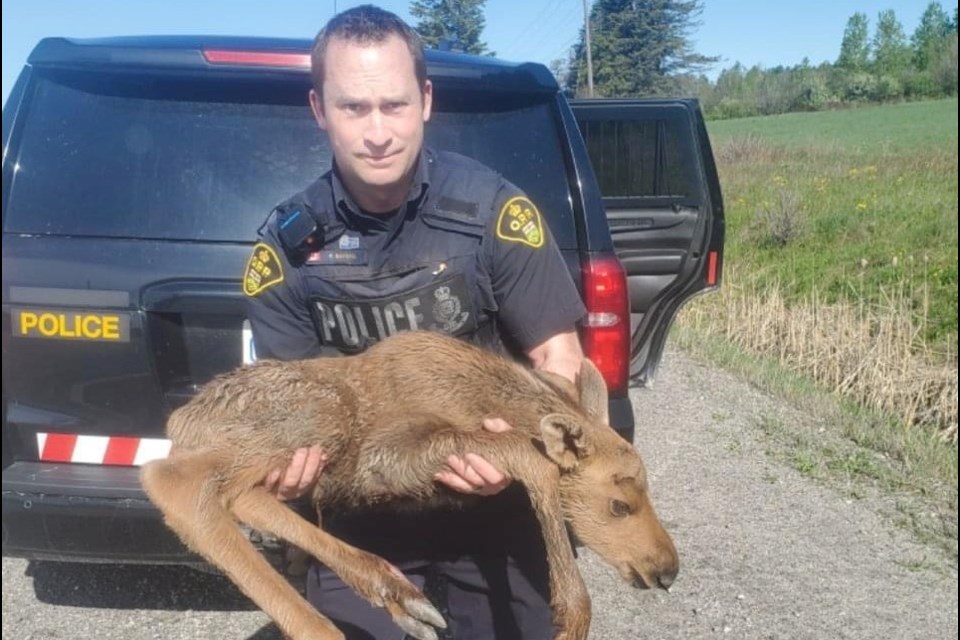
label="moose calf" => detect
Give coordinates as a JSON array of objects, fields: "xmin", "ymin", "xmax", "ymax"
[{"xmin": 141, "ymin": 330, "xmax": 678, "ymax": 640}]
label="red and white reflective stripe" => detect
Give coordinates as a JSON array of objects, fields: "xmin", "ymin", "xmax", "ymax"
[{"xmin": 36, "ymin": 433, "xmax": 171, "ymax": 466}]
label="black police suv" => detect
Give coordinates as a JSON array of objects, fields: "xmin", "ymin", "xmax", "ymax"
[{"xmin": 2, "ymin": 37, "xmax": 724, "ymax": 564}]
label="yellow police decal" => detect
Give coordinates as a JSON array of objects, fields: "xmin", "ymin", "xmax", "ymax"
[
  {"xmin": 14, "ymin": 309, "xmax": 130, "ymax": 342},
  {"xmin": 496, "ymin": 197, "xmax": 544, "ymax": 249},
  {"xmin": 244, "ymin": 242, "xmax": 284, "ymax": 297}
]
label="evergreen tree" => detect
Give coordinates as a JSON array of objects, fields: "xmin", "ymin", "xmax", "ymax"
[
  {"xmin": 837, "ymin": 12, "xmax": 870, "ymax": 70},
  {"xmin": 410, "ymin": 0, "xmax": 491, "ymax": 55},
  {"xmin": 566, "ymin": 0, "xmax": 718, "ymax": 97}
]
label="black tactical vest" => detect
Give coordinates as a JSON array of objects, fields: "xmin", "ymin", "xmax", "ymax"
[{"xmin": 273, "ymin": 150, "xmax": 506, "ymax": 356}]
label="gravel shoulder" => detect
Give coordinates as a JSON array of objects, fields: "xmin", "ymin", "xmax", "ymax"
[{"xmin": 3, "ymin": 345, "xmax": 957, "ymax": 639}]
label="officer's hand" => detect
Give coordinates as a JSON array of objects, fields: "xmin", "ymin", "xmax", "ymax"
[
  {"xmin": 434, "ymin": 418, "xmax": 512, "ymax": 496},
  {"xmin": 264, "ymin": 445, "xmax": 328, "ymax": 501}
]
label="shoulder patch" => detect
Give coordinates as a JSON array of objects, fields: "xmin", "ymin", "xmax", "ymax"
[
  {"xmin": 495, "ymin": 196, "xmax": 545, "ymax": 249},
  {"xmin": 243, "ymin": 242, "xmax": 285, "ymax": 297}
]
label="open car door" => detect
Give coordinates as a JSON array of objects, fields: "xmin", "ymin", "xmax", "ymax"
[{"xmin": 571, "ymin": 99, "xmax": 725, "ymax": 385}]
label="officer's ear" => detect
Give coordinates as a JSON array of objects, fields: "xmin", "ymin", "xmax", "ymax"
[
  {"xmin": 421, "ymin": 80, "xmax": 433, "ymax": 123},
  {"xmin": 310, "ymin": 89, "xmax": 328, "ymax": 131}
]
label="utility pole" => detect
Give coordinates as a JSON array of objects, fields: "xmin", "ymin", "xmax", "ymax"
[{"xmin": 582, "ymin": 0, "xmax": 595, "ymax": 97}]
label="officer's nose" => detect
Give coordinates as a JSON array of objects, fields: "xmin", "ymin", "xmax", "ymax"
[{"xmin": 364, "ymin": 111, "xmax": 391, "ymax": 150}]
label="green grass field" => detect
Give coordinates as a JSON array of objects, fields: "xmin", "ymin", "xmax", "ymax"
[
  {"xmin": 679, "ymin": 101, "xmax": 958, "ymax": 556},
  {"xmin": 708, "ymin": 98, "xmax": 959, "ymax": 155},
  {"xmin": 706, "ymin": 99, "xmax": 958, "ymax": 346}
]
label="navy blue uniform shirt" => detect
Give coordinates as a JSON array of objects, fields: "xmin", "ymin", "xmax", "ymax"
[{"xmin": 244, "ymin": 148, "xmax": 586, "ymax": 360}]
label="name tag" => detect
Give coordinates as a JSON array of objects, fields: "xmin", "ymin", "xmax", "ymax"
[{"xmin": 306, "ymin": 250, "xmax": 369, "ymax": 265}]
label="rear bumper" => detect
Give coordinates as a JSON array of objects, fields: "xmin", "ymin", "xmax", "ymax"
[{"xmin": 2, "ymin": 461, "xmax": 196, "ymax": 564}]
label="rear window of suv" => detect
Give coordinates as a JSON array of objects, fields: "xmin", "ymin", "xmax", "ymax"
[
  {"xmin": 5, "ymin": 68, "xmax": 576, "ymax": 248},
  {"xmin": 575, "ymin": 108, "xmax": 700, "ymax": 205}
]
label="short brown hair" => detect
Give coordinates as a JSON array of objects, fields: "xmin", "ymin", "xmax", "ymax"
[{"xmin": 311, "ymin": 5, "xmax": 428, "ymax": 97}]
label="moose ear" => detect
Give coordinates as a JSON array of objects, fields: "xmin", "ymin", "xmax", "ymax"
[
  {"xmin": 532, "ymin": 368, "xmax": 579, "ymax": 401},
  {"xmin": 577, "ymin": 358, "xmax": 609, "ymax": 425},
  {"xmin": 538, "ymin": 414, "xmax": 593, "ymax": 471}
]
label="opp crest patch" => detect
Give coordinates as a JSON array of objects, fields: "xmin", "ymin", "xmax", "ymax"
[
  {"xmin": 495, "ymin": 196, "xmax": 545, "ymax": 249},
  {"xmin": 244, "ymin": 243, "xmax": 284, "ymax": 296}
]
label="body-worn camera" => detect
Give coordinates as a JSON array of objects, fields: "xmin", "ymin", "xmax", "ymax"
[{"xmin": 277, "ymin": 206, "xmax": 319, "ymax": 255}]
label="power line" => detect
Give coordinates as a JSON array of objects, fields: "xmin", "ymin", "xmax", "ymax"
[
  {"xmin": 547, "ymin": 34, "xmax": 580, "ymax": 63},
  {"xmin": 582, "ymin": 0, "xmax": 594, "ymax": 96},
  {"xmin": 501, "ymin": 1, "xmax": 581, "ymax": 61},
  {"xmin": 497, "ymin": 0, "xmax": 576, "ymax": 59}
]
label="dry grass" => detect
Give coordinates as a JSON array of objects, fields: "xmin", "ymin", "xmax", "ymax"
[
  {"xmin": 752, "ymin": 188, "xmax": 806, "ymax": 247},
  {"xmin": 680, "ymin": 268, "xmax": 958, "ymax": 445},
  {"xmin": 713, "ymin": 133, "xmax": 785, "ymax": 165},
  {"xmin": 699, "ymin": 103, "xmax": 957, "ymax": 446},
  {"xmin": 683, "ymin": 106, "xmax": 958, "ymax": 555}
]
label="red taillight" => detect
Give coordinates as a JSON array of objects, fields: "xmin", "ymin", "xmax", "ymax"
[
  {"xmin": 202, "ymin": 50, "xmax": 311, "ymax": 68},
  {"xmin": 706, "ymin": 250, "xmax": 719, "ymax": 286},
  {"xmin": 581, "ymin": 255, "xmax": 630, "ymax": 393}
]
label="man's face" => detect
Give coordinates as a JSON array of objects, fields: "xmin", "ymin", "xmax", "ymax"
[{"xmin": 310, "ymin": 34, "xmax": 432, "ymax": 211}]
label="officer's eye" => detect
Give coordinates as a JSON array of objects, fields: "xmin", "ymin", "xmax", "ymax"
[{"xmin": 382, "ymin": 101, "xmax": 406, "ymax": 114}]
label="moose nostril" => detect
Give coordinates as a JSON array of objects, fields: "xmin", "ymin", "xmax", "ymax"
[
  {"xmin": 657, "ymin": 570, "xmax": 677, "ymax": 592},
  {"xmin": 629, "ymin": 570, "xmax": 650, "ymax": 589}
]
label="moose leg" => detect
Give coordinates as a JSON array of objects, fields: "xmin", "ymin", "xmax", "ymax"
[
  {"xmin": 521, "ymin": 478, "xmax": 592, "ymax": 640},
  {"xmin": 372, "ymin": 427, "xmax": 592, "ymax": 640},
  {"xmin": 141, "ymin": 453, "xmax": 344, "ymax": 640},
  {"xmin": 449, "ymin": 439, "xmax": 591, "ymax": 640},
  {"xmin": 231, "ymin": 486, "xmax": 447, "ymax": 640},
  {"xmin": 453, "ymin": 442, "xmax": 591, "ymax": 640}
]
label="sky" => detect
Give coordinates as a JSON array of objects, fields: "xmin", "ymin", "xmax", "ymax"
[{"xmin": 1, "ymin": 0, "xmax": 944, "ymax": 105}]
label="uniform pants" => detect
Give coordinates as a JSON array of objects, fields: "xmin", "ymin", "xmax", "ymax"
[{"xmin": 306, "ymin": 491, "xmax": 555, "ymax": 640}]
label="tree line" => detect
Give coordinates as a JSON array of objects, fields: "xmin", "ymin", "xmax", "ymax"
[
  {"xmin": 698, "ymin": 4, "xmax": 958, "ymax": 119},
  {"xmin": 410, "ymin": 0, "xmax": 958, "ymax": 119}
]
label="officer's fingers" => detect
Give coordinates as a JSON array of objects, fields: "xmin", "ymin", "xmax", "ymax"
[
  {"xmin": 444, "ymin": 454, "xmax": 468, "ymax": 476},
  {"xmin": 482, "ymin": 417, "xmax": 513, "ymax": 433},
  {"xmin": 446, "ymin": 454, "xmax": 486, "ymax": 487},
  {"xmin": 434, "ymin": 469, "xmax": 479, "ymax": 494},
  {"xmin": 464, "ymin": 453, "xmax": 509, "ymax": 486},
  {"xmin": 264, "ymin": 469, "xmax": 282, "ymax": 492},
  {"xmin": 298, "ymin": 446, "xmax": 327, "ymax": 492},
  {"xmin": 278, "ymin": 447, "xmax": 308, "ymax": 498}
]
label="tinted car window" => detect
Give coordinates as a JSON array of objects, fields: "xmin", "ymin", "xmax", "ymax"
[
  {"xmin": 5, "ymin": 70, "xmax": 576, "ymax": 248},
  {"xmin": 6, "ymin": 70, "xmax": 327, "ymax": 242},
  {"xmin": 577, "ymin": 113, "xmax": 696, "ymax": 201}
]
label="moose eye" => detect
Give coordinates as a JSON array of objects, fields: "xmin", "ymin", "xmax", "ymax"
[{"xmin": 610, "ymin": 499, "xmax": 632, "ymax": 518}]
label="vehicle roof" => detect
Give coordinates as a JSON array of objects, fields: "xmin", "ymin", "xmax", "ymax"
[{"xmin": 27, "ymin": 35, "xmax": 559, "ymax": 94}]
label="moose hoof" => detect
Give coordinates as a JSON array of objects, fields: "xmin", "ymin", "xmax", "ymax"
[
  {"xmin": 394, "ymin": 613, "xmax": 440, "ymax": 640},
  {"xmin": 374, "ymin": 577, "xmax": 446, "ymax": 640},
  {"xmin": 384, "ymin": 596, "xmax": 445, "ymax": 640},
  {"xmin": 403, "ymin": 597, "xmax": 446, "ymax": 629}
]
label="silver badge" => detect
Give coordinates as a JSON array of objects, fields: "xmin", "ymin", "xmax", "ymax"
[
  {"xmin": 432, "ymin": 286, "xmax": 469, "ymax": 333},
  {"xmin": 339, "ymin": 235, "xmax": 360, "ymax": 250}
]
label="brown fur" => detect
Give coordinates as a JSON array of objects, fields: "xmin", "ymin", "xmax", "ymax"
[{"xmin": 141, "ymin": 331, "xmax": 678, "ymax": 640}]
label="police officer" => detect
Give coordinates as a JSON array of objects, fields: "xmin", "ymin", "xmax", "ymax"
[{"xmin": 244, "ymin": 6, "xmax": 587, "ymax": 639}]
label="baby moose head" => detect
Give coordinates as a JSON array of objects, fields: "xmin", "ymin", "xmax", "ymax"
[{"xmin": 535, "ymin": 360, "xmax": 679, "ymax": 592}]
